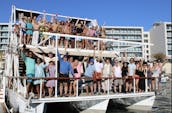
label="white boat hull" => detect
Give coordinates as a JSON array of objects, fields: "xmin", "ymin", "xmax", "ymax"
[{"xmin": 6, "ymin": 89, "xmax": 155, "ymax": 113}]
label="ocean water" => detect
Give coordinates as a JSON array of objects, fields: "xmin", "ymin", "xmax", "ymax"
[{"xmin": 46, "ymin": 80, "xmax": 171, "ymax": 113}]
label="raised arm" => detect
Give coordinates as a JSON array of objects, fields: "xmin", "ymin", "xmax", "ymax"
[
  {"xmin": 83, "ymin": 20, "xmax": 86, "ymax": 26},
  {"xmin": 43, "ymin": 10, "xmax": 47, "ymax": 23},
  {"xmin": 42, "ymin": 55, "xmax": 46, "ymax": 64},
  {"xmin": 75, "ymin": 19, "xmax": 79, "ymax": 26},
  {"xmin": 82, "ymin": 56, "xmax": 88, "ymax": 63},
  {"xmin": 41, "ymin": 58, "xmax": 47, "ymax": 68},
  {"xmin": 32, "ymin": 52, "xmax": 44, "ymax": 59},
  {"xmin": 99, "ymin": 51, "xmax": 104, "ymax": 63},
  {"xmin": 30, "ymin": 11, "xmax": 33, "ymax": 20},
  {"xmin": 57, "ymin": 48, "xmax": 62, "ymax": 61},
  {"xmin": 101, "ymin": 57, "xmax": 105, "ymax": 64}
]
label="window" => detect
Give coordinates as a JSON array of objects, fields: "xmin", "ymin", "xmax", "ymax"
[
  {"xmin": 144, "ymin": 40, "xmax": 148, "ymax": 43},
  {"xmin": 167, "ymin": 37, "xmax": 172, "ymax": 43},
  {"xmin": 166, "ymin": 25, "xmax": 172, "ymax": 30},
  {"xmin": 124, "ymin": 29, "xmax": 127, "ymax": 33},
  {"xmin": 146, "ymin": 50, "xmax": 149, "ymax": 53},
  {"xmin": 111, "ymin": 29, "xmax": 114, "ymax": 33},
  {"xmin": 144, "ymin": 34, "xmax": 148, "ymax": 37},
  {"xmin": 128, "ymin": 30, "xmax": 131, "ymax": 33},
  {"xmin": 134, "ymin": 35, "xmax": 141, "ymax": 40},
  {"xmin": 2, "ymin": 33, "xmax": 8, "ymax": 36},
  {"xmin": 2, "ymin": 26, "xmax": 8, "ymax": 30},
  {"xmin": 130, "ymin": 30, "xmax": 134, "ymax": 33},
  {"xmin": 168, "ymin": 50, "xmax": 172, "ymax": 55},
  {"xmin": 115, "ymin": 29, "xmax": 120, "ymax": 33},
  {"xmin": 167, "ymin": 31, "xmax": 172, "ymax": 37},
  {"xmin": 134, "ymin": 29, "xmax": 141, "ymax": 34},
  {"xmin": 0, "ymin": 25, "xmax": 8, "ymax": 30},
  {"xmin": 168, "ymin": 45, "xmax": 172, "ymax": 50},
  {"xmin": 105, "ymin": 30, "xmax": 112, "ymax": 34},
  {"xmin": 121, "ymin": 36, "xmax": 124, "ymax": 39}
]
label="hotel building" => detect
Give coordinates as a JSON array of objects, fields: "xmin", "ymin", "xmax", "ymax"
[
  {"xmin": 149, "ymin": 22, "xmax": 172, "ymax": 62},
  {"xmin": 103, "ymin": 26, "xmax": 150, "ymax": 61},
  {"xmin": 0, "ymin": 23, "xmax": 10, "ymax": 76}
]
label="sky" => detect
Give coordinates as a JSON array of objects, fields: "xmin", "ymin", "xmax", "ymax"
[{"xmin": 0, "ymin": 0, "xmax": 171, "ymax": 31}]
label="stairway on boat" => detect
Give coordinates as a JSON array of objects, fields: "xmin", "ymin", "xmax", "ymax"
[
  {"xmin": 19, "ymin": 55, "xmax": 25, "ymax": 77},
  {"xmin": 0, "ymin": 75, "xmax": 5, "ymax": 103},
  {"xmin": 0, "ymin": 88, "xmax": 4, "ymax": 103}
]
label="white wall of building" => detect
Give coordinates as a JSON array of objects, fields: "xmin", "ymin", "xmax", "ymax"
[
  {"xmin": 149, "ymin": 23, "xmax": 166, "ymax": 56},
  {"xmin": 143, "ymin": 32, "xmax": 151, "ymax": 61},
  {"xmin": 149, "ymin": 22, "xmax": 172, "ymax": 61}
]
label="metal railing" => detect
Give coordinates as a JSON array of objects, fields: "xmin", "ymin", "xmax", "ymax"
[
  {"xmin": 15, "ymin": 30, "xmax": 153, "ymax": 58},
  {"xmin": 3, "ymin": 75, "xmax": 160, "ymax": 99}
]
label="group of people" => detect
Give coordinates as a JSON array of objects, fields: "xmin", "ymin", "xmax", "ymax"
[
  {"xmin": 14, "ymin": 12, "xmax": 163, "ymax": 99},
  {"xmin": 83, "ymin": 57, "xmax": 162, "ymax": 95},
  {"xmin": 14, "ymin": 13, "xmax": 106, "ymax": 50},
  {"xmin": 20, "ymin": 45, "xmax": 56, "ymax": 98},
  {"xmin": 19, "ymin": 44, "xmax": 163, "ymax": 98}
]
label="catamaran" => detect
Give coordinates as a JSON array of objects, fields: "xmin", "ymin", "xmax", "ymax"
[{"xmin": 0, "ymin": 5, "xmax": 156, "ymax": 113}]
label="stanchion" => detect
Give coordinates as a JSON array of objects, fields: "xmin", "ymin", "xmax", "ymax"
[
  {"xmin": 108, "ymin": 77, "xmax": 110, "ymax": 95},
  {"xmin": 133, "ymin": 77, "xmax": 136, "ymax": 93},
  {"xmin": 24, "ymin": 78, "xmax": 27, "ymax": 98},
  {"xmin": 76, "ymin": 79, "xmax": 78, "ymax": 97},
  {"xmin": 40, "ymin": 79, "xmax": 42, "ymax": 98}
]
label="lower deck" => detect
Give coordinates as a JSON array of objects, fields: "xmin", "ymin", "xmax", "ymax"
[
  {"xmin": 31, "ymin": 92, "xmax": 155, "ymax": 104},
  {"xmin": 6, "ymin": 88, "xmax": 156, "ymax": 113}
]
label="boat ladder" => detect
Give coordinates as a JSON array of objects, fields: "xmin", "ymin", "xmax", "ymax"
[{"xmin": 0, "ymin": 88, "xmax": 5, "ymax": 103}]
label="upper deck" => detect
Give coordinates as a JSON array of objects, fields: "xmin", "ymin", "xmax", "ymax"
[{"xmin": 9, "ymin": 6, "xmax": 152, "ymax": 59}]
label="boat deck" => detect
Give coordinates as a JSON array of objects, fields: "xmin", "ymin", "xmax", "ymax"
[
  {"xmin": 23, "ymin": 45, "xmax": 118, "ymax": 57},
  {"xmin": 31, "ymin": 92, "xmax": 155, "ymax": 104}
]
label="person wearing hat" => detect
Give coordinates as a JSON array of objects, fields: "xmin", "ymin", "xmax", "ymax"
[
  {"xmin": 32, "ymin": 51, "xmax": 57, "ymax": 79},
  {"xmin": 57, "ymin": 50, "xmax": 73, "ymax": 97},
  {"xmin": 84, "ymin": 58, "xmax": 96, "ymax": 95}
]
